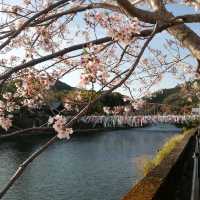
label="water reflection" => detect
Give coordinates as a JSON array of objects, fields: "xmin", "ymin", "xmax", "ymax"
[{"xmin": 0, "ymin": 124, "xmax": 180, "ymax": 200}]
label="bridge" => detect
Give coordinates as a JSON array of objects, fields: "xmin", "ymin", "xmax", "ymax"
[
  {"xmin": 76, "ymin": 101, "xmax": 199, "ymax": 128},
  {"xmin": 76, "ymin": 115, "xmax": 199, "ymax": 128}
]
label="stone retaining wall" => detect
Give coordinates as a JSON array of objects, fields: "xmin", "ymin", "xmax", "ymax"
[{"xmin": 122, "ymin": 129, "xmax": 196, "ymax": 200}]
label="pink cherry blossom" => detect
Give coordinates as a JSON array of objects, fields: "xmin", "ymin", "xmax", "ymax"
[
  {"xmin": 0, "ymin": 116, "xmax": 12, "ymax": 131},
  {"xmin": 48, "ymin": 115, "xmax": 73, "ymax": 139}
]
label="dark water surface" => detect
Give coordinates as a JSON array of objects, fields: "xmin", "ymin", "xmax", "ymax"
[{"xmin": 0, "ymin": 124, "xmax": 180, "ymax": 200}]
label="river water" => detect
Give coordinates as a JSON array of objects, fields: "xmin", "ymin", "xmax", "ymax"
[{"xmin": 0, "ymin": 124, "xmax": 180, "ymax": 200}]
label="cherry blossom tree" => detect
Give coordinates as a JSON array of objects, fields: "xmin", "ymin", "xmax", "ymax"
[{"xmin": 0, "ymin": 0, "xmax": 199, "ymax": 198}]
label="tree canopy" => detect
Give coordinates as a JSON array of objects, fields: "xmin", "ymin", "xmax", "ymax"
[{"xmin": 0, "ymin": 0, "xmax": 200, "ymax": 198}]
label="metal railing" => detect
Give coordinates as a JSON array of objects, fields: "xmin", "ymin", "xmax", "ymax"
[{"xmin": 191, "ymin": 128, "xmax": 200, "ymax": 200}]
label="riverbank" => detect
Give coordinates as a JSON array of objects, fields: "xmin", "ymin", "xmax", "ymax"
[{"xmin": 122, "ymin": 128, "xmax": 196, "ymax": 200}]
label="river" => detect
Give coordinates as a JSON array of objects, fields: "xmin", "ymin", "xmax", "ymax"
[{"xmin": 0, "ymin": 124, "xmax": 180, "ymax": 200}]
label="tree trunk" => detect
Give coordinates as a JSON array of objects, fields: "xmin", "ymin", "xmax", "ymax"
[
  {"xmin": 117, "ymin": 0, "xmax": 200, "ymax": 66},
  {"xmin": 165, "ymin": 11, "xmax": 200, "ymax": 64}
]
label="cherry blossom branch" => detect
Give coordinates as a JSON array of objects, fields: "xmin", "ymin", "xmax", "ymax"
[
  {"xmin": 0, "ymin": 36, "xmax": 113, "ymax": 83},
  {"xmin": 117, "ymin": 0, "xmax": 200, "ymax": 24},
  {"xmin": 2, "ymin": 1, "xmax": 199, "ymax": 34},
  {"xmin": 31, "ymin": 3, "xmax": 121, "ymax": 26},
  {"xmin": 22, "ymin": 1, "xmax": 200, "ymax": 38},
  {"xmin": 117, "ymin": 0, "xmax": 157, "ymax": 24},
  {"xmin": 0, "ymin": 20, "xmax": 188, "ymax": 85},
  {"xmin": 0, "ymin": 24, "xmax": 157, "ymax": 199},
  {"xmin": 0, "ymin": 127, "xmax": 54, "ymax": 139},
  {"xmin": 174, "ymin": 14, "xmax": 200, "ymax": 23},
  {"xmin": 0, "ymin": 0, "xmax": 71, "ymax": 50},
  {"xmin": 118, "ymin": 0, "xmax": 200, "ymax": 64}
]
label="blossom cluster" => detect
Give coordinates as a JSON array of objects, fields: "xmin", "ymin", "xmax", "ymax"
[
  {"xmin": 85, "ymin": 12, "xmax": 140, "ymax": 43},
  {"xmin": 63, "ymin": 91, "xmax": 82, "ymax": 112},
  {"xmin": 103, "ymin": 100, "xmax": 145, "ymax": 115},
  {"xmin": 48, "ymin": 115, "xmax": 73, "ymax": 139},
  {"xmin": 0, "ymin": 67, "xmax": 65, "ymax": 131},
  {"xmin": 80, "ymin": 54, "xmax": 108, "ymax": 86},
  {"xmin": 15, "ymin": 69, "xmax": 56, "ymax": 108},
  {"xmin": 0, "ymin": 92, "xmax": 20, "ymax": 131},
  {"xmin": 184, "ymin": 0, "xmax": 200, "ymax": 10},
  {"xmin": 103, "ymin": 106, "xmax": 131, "ymax": 115},
  {"xmin": 0, "ymin": 115, "xmax": 13, "ymax": 131}
]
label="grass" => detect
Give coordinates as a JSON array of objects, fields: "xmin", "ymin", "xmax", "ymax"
[{"xmin": 142, "ymin": 130, "xmax": 191, "ymax": 176}]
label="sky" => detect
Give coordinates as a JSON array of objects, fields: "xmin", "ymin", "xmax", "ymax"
[
  {"xmin": 59, "ymin": 2, "xmax": 199, "ymax": 97},
  {"xmin": 147, "ymin": 3, "xmax": 199, "ymax": 93},
  {"xmin": 1, "ymin": 0, "xmax": 200, "ymax": 97}
]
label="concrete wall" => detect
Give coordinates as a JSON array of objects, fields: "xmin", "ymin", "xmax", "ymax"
[{"xmin": 122, "ymin": 129, "xmax": 196, "ymax": 200}]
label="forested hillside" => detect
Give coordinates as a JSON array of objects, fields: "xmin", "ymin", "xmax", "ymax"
[{"xmin": 143, "ymin": 80, "xmax": 200, "ymax": 114}]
